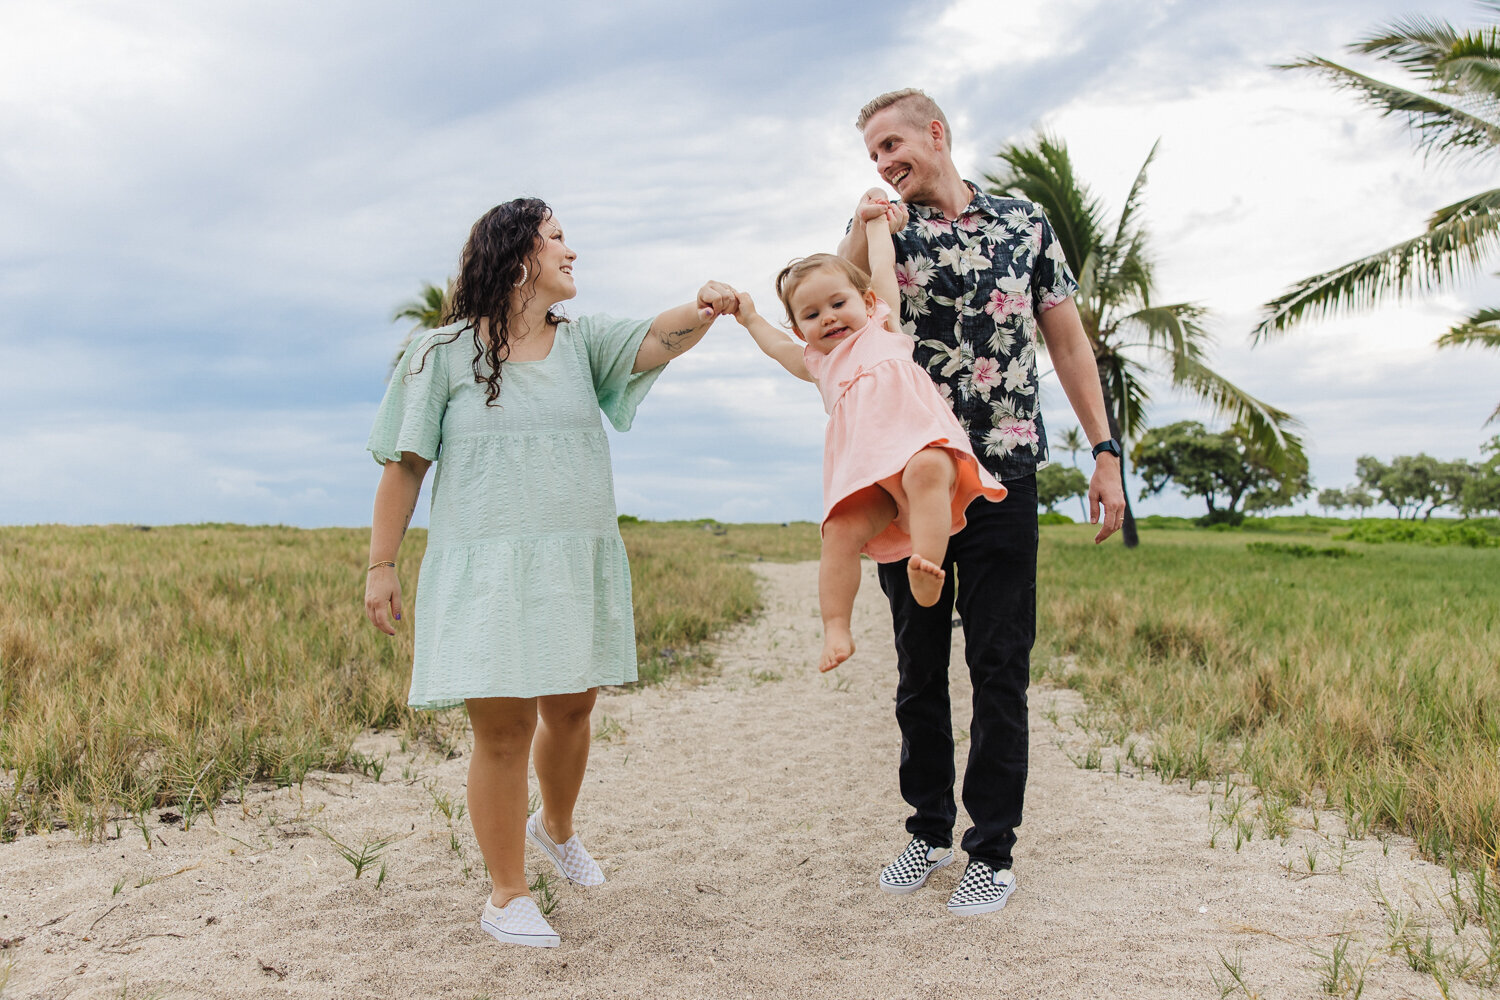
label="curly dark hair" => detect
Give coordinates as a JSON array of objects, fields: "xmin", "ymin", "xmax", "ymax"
[{"xmin": 413, "ymin": 197, "xmax": 562, "ymax": 406}]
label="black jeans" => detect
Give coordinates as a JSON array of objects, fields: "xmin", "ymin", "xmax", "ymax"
[{"xmin": 876, "ymin": 475, "xmax": 1037, "ymax": 870}]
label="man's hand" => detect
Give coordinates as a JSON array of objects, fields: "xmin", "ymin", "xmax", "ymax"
[
  {"xmin": 1088, "ymin": 454, "xmax": 1126, "ymax": 543},
  {"xmin": 696, "ymin": 280, "xmax": 739, "ymax": 320}
]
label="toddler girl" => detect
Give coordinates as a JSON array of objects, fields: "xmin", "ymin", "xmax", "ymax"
[{"xmin": 735, "ymin": 201, "xmax": 1007, "ymax": 672}]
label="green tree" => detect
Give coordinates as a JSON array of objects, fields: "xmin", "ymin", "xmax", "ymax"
[
  {"xmin": 1255, "ymin": 5, "xmax": 1500, "ymax": 424},
  {"xmin": 1317, "ymin": 487, "xmax": 1347, "ymax": 514},
  {"xmin": 1037, "ymin": 463, "xmax": 1088, "ymax": 516},
  {"xmin": 388, "ymin": 280, "xmax": 453, "ymax": 377},
  {"xmin": 1460, "ymin": 436, "xmax": 1500, "ymax": 514},
  {"xmin": 1052, "ymin": 425, "xmax": 1089, "ymax": 518},
  {"xmin": 1345, "ymin": 486, "xmax": 1376, "ymax": 518},
  {"xmin": 1356, "ymin": 453, "xmax": 1475, "ymax": 519},
  {"xmin": 1132, "ymin": 421, "xmax": 1311, "ymax": 521},
  {"xmin": 987, "ymin": 135, "xmax": 1304, "ymax": 547}
]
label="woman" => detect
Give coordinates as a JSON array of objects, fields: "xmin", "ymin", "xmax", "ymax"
[{"xmin": 363, "ymin": 197, "xmax": 735, "ymax": 948}]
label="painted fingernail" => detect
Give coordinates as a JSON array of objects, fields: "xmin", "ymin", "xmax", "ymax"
[{"xmin": 395, "ymin": 612, "xmax": 401, "ymax": 620}]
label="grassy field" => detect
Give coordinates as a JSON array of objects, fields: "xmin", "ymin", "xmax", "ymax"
[
  {"xmin": 3, "ymin": 518, "xmax": 1497, "ymax": 883},
  {"xmin": 0, "ymin": 521, "xmax": 816, "ymax": 841},
  {"xmin": 1034, "ymin": 522, "xmax": 1500, "ymax": 872}
]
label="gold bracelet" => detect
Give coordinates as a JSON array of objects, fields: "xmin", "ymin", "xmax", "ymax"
[{"xmin": 367, "ymin": 560, "xmax": 396, "ymax": 572}]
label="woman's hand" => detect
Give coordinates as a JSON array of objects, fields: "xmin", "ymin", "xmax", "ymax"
[
  {"xmin": 365, "ymin": 565, "xmax": 403, "ymax": 635},
  {"xmin": 696, "ymin": 280, "xmax": 739, "ymax": 320}
]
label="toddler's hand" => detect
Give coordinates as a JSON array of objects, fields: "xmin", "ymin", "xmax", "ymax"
[
  {"xmin": 856, "ymin": 187, "xmax": 891, "ymax": 224},
  {"xmin": 697, "ymin": 280, "xmax": 739, "ymax": 320},
  {"xmin": 732, "ymin": 291, "xmax": 760, "ymax": 326}
]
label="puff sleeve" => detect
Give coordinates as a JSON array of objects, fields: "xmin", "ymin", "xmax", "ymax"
[
  {"xmin": 571, "ymin": 313, "xmax": 664, "ymax": 432},
  {"xmin": 366, "ymin": 332, "xmax": 452, "ymax": 465}
]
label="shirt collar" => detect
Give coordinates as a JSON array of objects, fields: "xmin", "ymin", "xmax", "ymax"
[{"xmin": 905, "ymin": 181, "xmax": 1000, "ymax": 221}]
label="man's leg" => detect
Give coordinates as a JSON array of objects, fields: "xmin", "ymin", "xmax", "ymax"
[
  {"xmin": 952, "ymin": 476, "xmax": 1038, "ymax": 871},
  {"xmin": 878, "ymin": 546, "xmax": 960, "ymax": 848}
]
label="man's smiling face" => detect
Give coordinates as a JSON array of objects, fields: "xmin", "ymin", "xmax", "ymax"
[{"xmin": 862, "ymin": 106, "xmax": 946, "ymax": 207}]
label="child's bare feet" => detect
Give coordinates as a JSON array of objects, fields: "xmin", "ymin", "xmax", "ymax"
[
  {"xmin": 820, "ymin": 625, "xmax": 855, "ymax": 672},
  {"xmin": 907, "ymin": 555, "xmax": 945, "ymax": 607}
]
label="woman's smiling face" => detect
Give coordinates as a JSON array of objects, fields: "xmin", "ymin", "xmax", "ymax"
[
  {"xmin": 530, "ymin": 215, "xmax": 577, "ymax": 303},
  {"xmin": 789, "ymin": 267, "xmax": 876, "ymax": 355}
]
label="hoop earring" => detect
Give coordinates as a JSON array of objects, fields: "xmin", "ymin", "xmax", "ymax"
[{"xmin": 514, "ymin": 264, "xmax": 528, "ymax": 288}]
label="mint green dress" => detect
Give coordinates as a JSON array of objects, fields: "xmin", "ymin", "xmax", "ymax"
[{"xmin": 367, "ymin": 315, "xmax": 663, "ymax": 709}]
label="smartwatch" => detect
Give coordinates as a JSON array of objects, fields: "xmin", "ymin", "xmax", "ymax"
[{"xmin": 1091, "ymin": 438, "xmax": 1122, "ymax": 459}]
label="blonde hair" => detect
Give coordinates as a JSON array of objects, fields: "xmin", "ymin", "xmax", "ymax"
[
  {"xmin": 775, "ymin": 254, "xmax": 872, "ymax": 338},
  {"xmin": 855, "ymin": 88, "xmax": 951, "ymax": 149}
]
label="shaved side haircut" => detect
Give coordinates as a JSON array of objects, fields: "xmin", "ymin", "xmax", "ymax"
[{"xmin": 855, "ymin": 88, "xmax": 952, "ymax": 148}]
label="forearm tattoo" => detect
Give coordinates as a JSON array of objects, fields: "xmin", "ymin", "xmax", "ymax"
[{"xmin": 657, "ymin": 326, "xmax": 695, "ymax": 354}]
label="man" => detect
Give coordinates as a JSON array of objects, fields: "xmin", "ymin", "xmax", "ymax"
[{"xmin": 839, "ymin": 89, "xmax": 1124, "ymax": 915}]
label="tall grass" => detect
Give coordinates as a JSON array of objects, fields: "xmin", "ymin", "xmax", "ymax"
[
  {"xmin": 0, "ymin": 521, "xmax": 818, "ymax": 839},
  {"xmin": 1034, "ymin": 523, "xmax": 1500, "ymax": 870}
]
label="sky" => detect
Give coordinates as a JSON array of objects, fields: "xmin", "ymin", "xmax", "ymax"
[{"xmin": 1, "ymin": 0, "xmax": 1495, "ymax": 528}]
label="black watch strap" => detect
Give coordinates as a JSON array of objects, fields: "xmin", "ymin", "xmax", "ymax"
[{"xmin": 1091, "ymin": 438, "xmax": 1121, "ymax": 459}]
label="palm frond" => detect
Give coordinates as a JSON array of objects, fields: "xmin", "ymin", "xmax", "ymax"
[
  {"xmin": 391, "ymin": 280, "xmax": 452, "ymax": 328},
  {"xmin": 984, "ymin": 133, "xmax": 1105, "ymax": 276},
  {"xmin": 1436, "ymin": 306, "xmax": 1500, "ymax": 348},
  {"xmin": 1281, "ymin": 56, "xmax": 1500, "ymax": 160},
  {"xmin": 1353, "ymin": 16, "xmax": 1460, "ymax": 76},
  {"xmin": 1253, "ymin": 187, "xmax": 1500, "ymax": 339},
  {"xmin": 1097, "ymin": 351, "xmax": 1153, "ymax": 441},
  {"xmin": 1168, "ymin": 354, "xmax": 1304, "ymax": 460},
  {"xmin": 1110, "ymin": 140, "xmax": 1160, "ymax": 251},
  {"xmin": 1117, "ymin": 303, "xmax": 1212, "ymax": 360}
]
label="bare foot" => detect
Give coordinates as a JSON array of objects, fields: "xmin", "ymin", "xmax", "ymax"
[
  {"xmin": 907, "ymin": 555, "xmax": 945, "ymax": 607},
  {"xmin": 820, "ymin": 625, "xmax": 855, "ymax": 672}
]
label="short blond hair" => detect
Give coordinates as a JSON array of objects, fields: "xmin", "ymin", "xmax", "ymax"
[
  {"xmin": 855, "ymin": 88, "xmax": 952, "ymax": 149},
  {"xmin": 775, "ymin": 254, "xmax": 872, "ymax": 338}
]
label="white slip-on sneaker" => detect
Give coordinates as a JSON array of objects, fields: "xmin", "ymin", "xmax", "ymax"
[
  {"xmin": 879, "ymin": 835, "xmax": 955, "ymax": 895},
  {"xmin": 945, "ymin": 859, "xmax": 1017, "ymax": 915},
  {"xmin": 526, "ymin": 812, "xmax": 605, "ymax": 887},
  {"xmin": 480, "ymin": 895, "xmax": 560, "ymax": 948}
]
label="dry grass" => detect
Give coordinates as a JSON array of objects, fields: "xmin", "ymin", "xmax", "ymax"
[{"xmin": 0, "ymin": 521, "xmax": 819, "ymax": 840}]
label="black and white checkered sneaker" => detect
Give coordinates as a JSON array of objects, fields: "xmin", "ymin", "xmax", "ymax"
[
  {"xmin": 878, "ymin": 835, "xmax": 954, "ymax": 895},
  {"xmin": 945, "ymin": 859, "xmax": 1017, "ymax": 915}
]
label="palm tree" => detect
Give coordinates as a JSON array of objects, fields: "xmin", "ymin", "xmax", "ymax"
[
  {"xmin": 986, "ymin": 135, "xmax": 1303, "ymax": 546},
  {"xmin": 1255, "ymin": 4, "xmax": 1500, "ymax": 424},
  {"xmin": 1054, "ymin": 425, "xmax": 1090, "ymax": 519},
  {"xmin": 388, "ymin": 280, "xmax": 453, "ymax": 378}
]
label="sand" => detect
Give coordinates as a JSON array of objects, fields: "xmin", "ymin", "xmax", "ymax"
[{"xmin": 1, "ymin": 561, "xmax": 1490, "ymax": 999}]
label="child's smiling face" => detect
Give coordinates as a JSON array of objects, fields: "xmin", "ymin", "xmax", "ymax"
[{"xmin": 789, "ymin": 267, "xmax": 877, "ymax": 355}]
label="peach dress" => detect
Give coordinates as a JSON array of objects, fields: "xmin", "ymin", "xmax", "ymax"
[{"xmin": 802, "ymin": 299, "xmax": 1007, "ymax": 563}]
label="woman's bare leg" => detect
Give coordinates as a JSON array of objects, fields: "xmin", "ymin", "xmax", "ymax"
[
  {"xmin": 465, "ymin": 697, "xmax": 538, "ymax": 906},
  {"xmin": 533, "ymin": 688, "xmax": 598, "ymax": 843},
  {"xmin": 820, "ymin": 485, "xmax": 898, "ymax": 672},
  {"xmin": 902, "ymin": 448, "xmax": 958, "ymax": 607}
]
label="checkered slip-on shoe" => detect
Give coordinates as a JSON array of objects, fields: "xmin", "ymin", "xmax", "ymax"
[
  {"xmin": 526, "ymin": 812, "xmax": 605, "ymax": 887},
  {"xmin": 945, "ymin": 859, "xmax": 1017, "ymax": 915},
  {"xmin": 878, "ymin": 835, "xmax": 955, "ymax": 895},
  {"xmin": 480, "ymin": 895, "xmax": 560, "ymax": 948}
]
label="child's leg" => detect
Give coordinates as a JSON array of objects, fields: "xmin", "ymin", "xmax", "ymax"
[
  {"xmin": 820, "ymin": 484, "xmax": 899, "ymax": 672},
  {"xmin": 465, "ymin": 696, "xmax": 539, "ymax": 906},
  {"xmin": 902, "ymin": 447, "xmax": 958, "ymax": 608}
]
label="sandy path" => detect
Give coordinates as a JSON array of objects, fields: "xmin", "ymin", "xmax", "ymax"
[{"xmin": 1, "ymin": 562, "xmax": 1487, "ymax": 999}]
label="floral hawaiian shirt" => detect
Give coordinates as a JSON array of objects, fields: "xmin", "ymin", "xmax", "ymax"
[{"xmin": 885, "ymin": 183, "xmax": 1078, "ymax": 482}]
